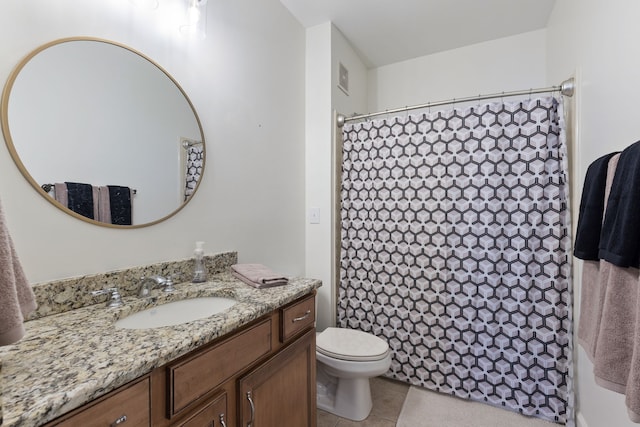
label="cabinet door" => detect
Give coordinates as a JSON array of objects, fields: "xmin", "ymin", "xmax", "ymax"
[
  {"xmin": 238, "ymin": 329, "xmax": 316, "ymax": 427},
  {"xmin": 173, "ymin": 392, "xmax": 227, "ymax": 427}
]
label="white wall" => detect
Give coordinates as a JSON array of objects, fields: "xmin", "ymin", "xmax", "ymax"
[
  {"xmin": 547, "ymin": 1, "xmax": 640, "ymax": 426},
  {"xmin": 0, "ymin": 0, "xmax": 306, "ymax": 284},
  {"xmin": 331, "ymin": 26, "xmax": 369, "ymax": 119},
  {"xmin": 368, "ymin": 29, "xmax": 548, "ymax": 112},
  {"xmin": 305, "ymin": 23, "xmax": 368, "ymax": 331},
  {"xmin": 305, "ymin": 22, "xmax": 333, "ymax": 330}
]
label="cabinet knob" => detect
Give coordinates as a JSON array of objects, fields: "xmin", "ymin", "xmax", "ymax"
[
  {"xmin": 292, "ymin": 310, "xmax": 311, "ymax": 323},
  {"xmin": 110, "ymin": 414, "xmax": 127, "ymax": 426}
]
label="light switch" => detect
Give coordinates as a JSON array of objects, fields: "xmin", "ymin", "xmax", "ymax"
[{"xmin": 309, "ymin": 207, "xmax": 320, "ymax": 224}]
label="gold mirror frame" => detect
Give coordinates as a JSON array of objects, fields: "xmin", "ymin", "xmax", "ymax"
[{"xmin": 0, "ymin": 37, "xmax": 206, "ymax": 229}]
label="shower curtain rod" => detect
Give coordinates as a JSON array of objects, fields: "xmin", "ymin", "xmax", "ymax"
[{"xmin": 336, "ymin": 77, "xmax": 575, "ymax": 127}]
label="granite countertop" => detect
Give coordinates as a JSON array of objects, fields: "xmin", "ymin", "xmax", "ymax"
[{"xmin": 0, "ymin": 273, "xmax": 321, "ymax": 427}]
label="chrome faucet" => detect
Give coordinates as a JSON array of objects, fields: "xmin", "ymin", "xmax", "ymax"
[
  {"xmin": 91, "ymin": 287, "xmax": 123, "ymax": 308},
  {"xmin": 138, "ymin": 275, "xmax": 176, "ymax": 297}
]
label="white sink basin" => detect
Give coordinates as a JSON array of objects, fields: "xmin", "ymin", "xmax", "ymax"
[{"xmin": 115, "ymin": 297, "xmax": 236, "ymax": 329}]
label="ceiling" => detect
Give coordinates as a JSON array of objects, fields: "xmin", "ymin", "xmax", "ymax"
[{"xmin": 279, "ymin": 0, "xmax": 557, "ymax": 68}]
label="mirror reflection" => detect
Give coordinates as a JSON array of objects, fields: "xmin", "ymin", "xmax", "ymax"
[{"xmin": 1, "ymin": 38, "xmax": 205, "ymax": 228}]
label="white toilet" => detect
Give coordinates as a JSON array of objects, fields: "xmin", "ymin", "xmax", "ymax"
[{"xmin": 316, "ymin": 327, "xmax": 392, "ymax": 421}]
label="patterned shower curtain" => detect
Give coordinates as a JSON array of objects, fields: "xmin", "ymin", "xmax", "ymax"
[
  {"xmin": 338, "ymin": 96, "xmax": 573, "ymax": 424},
  {"xmin": 184, "ymin": 142, "xmax": 204, "ymax": 200}
]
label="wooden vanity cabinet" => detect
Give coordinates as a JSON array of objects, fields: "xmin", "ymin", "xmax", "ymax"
[
  {"xmin": 44, "ymin": 292, "xmax": 316, "ymax": 427},
  {"xmin": 153, "ymin": 292, "xmax": 317, "ymax": 427}
]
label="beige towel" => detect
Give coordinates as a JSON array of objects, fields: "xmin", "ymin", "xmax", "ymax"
[
  {"xmin": 583, "ymin": 153, "xmax": 636, "ymax": 391},
  {"xmin": 53, "ymin": 182, "xmax": 68, "ymax": 207},
  {"xmin": 592, "ymin": 262, "xmax": 639, "ymax": 393},
  {"xmin": 578, "ymin": 153, "xmax": 621, "ymax": 360},
  {"xmin": 96, "ymin": 186, "xmax": 112, "ymax": 224},
  {"xmin": 231, "ymin": 263, "xmax": 288, "ymax": 288},
  {"xmin": 0, "ymin": 199, "xmax": 36, "ymax": 346},
  {"xmin": 577, "ymin": 260, "xmax": 602, "ymax": 360},
  {"xmin": 577, "ymin": 151, "xmax": 640, "ymax": 422},
  {"xmin": 626, "ymin": 286, "xmax": 640, "ymax": 421}
]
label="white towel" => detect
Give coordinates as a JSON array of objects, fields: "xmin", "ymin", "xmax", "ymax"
[{"xmin": 0, "ymin": 199, "xmax": 36, "ymax": 346}]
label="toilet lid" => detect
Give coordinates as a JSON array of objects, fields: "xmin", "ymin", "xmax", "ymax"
[{"xmin": 316, "ymin": 327, "xmax": 390, "ymax": 362}]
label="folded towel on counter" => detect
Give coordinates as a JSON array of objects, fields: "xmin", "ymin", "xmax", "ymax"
[
  {"xmin": 599, "ymin": 140, "xmax": 640, "ymax": 267},
  {"xmin": 231, "ymin": 264, "xmax": 289, "ymax": 288},
  {"xmin": 65, "ymin": 182, "xmax": 94, "ymax": 220},
  {"xmin": 574, "ymin": 151, "xmax": 620, "ymax": 260},
  {"xmin": 0, "ymin": 199, "xmax": 37, "ymax": 346},
  {"xmin": 108, "ymin": 186, "xmax": 132, "ymax": 226}
]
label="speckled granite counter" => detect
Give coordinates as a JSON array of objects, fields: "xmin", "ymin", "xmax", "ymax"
[{"xmin": 0, "ymin": 270, "xmax": 321, "ymax": 427}]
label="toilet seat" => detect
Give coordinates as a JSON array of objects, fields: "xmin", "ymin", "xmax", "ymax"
[{"xmin": 317, "ymin": 327, "xmax": 390, "ymax": 362}]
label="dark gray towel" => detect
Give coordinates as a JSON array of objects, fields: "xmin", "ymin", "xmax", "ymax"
[
  {"xmin": 599, "ymin": 141, "xmax": 640, "ymax": 267},
  {"xmin": 65, "ymin": 182, "xmax": 94, "ymax": 220},
  {"xmin": 574, "ymin": 152, "xmax": 619, "ymax": 260},
  {"xmin": 107, "ymin": 186, "xmax": 132, "ymax": 226}
]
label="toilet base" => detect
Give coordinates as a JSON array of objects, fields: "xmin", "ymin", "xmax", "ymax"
[{"xmin": 316, "ymin": 364, "xmax": 373, "ymax": 421}]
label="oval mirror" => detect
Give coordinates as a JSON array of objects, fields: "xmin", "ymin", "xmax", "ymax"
[{"xmin": 1, "ymin": 37, "xmax": 205, "ymax": 228}]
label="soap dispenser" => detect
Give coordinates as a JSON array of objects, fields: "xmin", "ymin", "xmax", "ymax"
[{"xmin": 192, "ymin": 241, "xmax": 207, "ymax": 283}]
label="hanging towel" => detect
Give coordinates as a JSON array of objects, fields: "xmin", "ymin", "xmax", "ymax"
[
  {"xmin": 592, "ymin": 262, "xmax": 638, "ymax": 393},
  {"xmin": 231, "ymin": 264, "xmax": 288, "ymax": 288},
  {"xmin": 599, "ymin": 140, "xmax": 640, "ymax": 268},
  {"xmin": 0, "ymin": 199, "xmax": 36, "ymax": 346},
  {"xmin": 625, "ymin": 289, "xmax": 640, "ymax": 422},
  {"xmin": 96, "ymin": 186, "xmax": 112, "ymax": 224},
  {"xmin": 576, "ymin": 149, "xmax": 640, "ymax": 422},
  {"xmin": 92, "ymin": 186, "xmax": 100, "ymax": 222},
  {"xmin": 65, "ymin": 182, "xmax": 94, "ymax": 220},
  {"xmin": 107, "ymin": 186, "xmax": 132, "ymax": 226},
  {"xmin": 574, "ymin": 152, "xmax": 620, "ymax": 260},
  {"xmin": 578, "ymin": 260, "xmax": 601, "ymax": 361},
  {"xmin": 53, "ymin": 182, "xmax": 68, "ymax": 207},
  {"xmin": 578, "ymin": 153, "xmax": 621, "ymax": 358}
]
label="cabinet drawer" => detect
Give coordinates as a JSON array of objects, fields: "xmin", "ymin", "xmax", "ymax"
[
  {"xmin": 53, "ymin": 377, "xmax": 150, "ymax": 427},
  {"xmin": 168, "ymin": 318, "xmax": 272, "ymax": 417},
  {"xmin": 174, "ymin": 392, "xmax": 227, "ymax": 427},
  {"xmin": 280, "ymin": 294, "xmax": 315, "ymax": 342}
]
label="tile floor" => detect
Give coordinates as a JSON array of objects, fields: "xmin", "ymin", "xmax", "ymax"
[{"xmin": 317, "ymin": 376, "xmax": 410, "ymax": 427}]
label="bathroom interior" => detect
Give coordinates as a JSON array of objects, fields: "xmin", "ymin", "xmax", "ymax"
[{"xmin": 0, "ymin": 0, "xmax": 639, "ymax": 426}]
